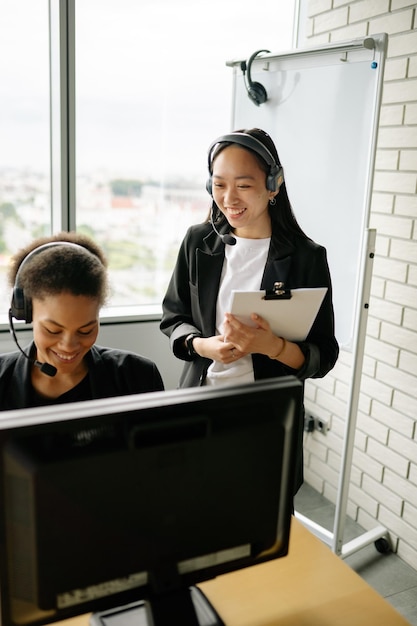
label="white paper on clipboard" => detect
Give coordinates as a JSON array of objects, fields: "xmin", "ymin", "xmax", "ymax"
[{"xmin": 230, "ymin": 287, "xmax": 328, "ymax": 342}]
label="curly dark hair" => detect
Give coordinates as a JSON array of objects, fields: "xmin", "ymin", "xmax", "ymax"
[{"xmin": 8, "ymin": 231, "xmax": 109, "ymax": 306}]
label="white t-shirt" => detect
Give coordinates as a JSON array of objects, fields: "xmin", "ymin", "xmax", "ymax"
[{"xmin": 205, "ymin": 235, "xmax": 270, "ymax": 387}]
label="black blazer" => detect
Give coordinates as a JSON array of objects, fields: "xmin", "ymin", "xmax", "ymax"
[
  {"xmin": 161, "ymin": 221, "xmax": 339, "ymax": 388},
  {"xmin": 0, "ymin": 343, "xmax": 164, "ymax": 410},
  {"xmin": 160, "ymin": 222, "xmax": 339, "ymax": 494}
]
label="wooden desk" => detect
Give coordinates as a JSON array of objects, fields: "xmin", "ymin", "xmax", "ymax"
[
  {"xmin": 200, "ymin": 518, "xmax": 411, "ymax": 625},
  {"xmin": 58, "ymin": 518, "xmax": 410, "ymax": 626}
]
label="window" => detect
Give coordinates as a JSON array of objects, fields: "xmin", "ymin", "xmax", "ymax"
[
  {"xmin": 0, "ymin": 0, "xmax": 296, "ymax": 322},
  {"xmin": 0, "ymin": 0, "xmax": 50, "ymax": 318}
]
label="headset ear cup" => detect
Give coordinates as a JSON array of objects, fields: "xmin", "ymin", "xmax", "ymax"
[
  {"xmin": 10, "ymin": 287, "xmax": 32, "ymax": 323},
  {"xmin": 248, "ymin": 82, "xmax": 268, "ymax": 106},
  {"xmin": 25, "ymin": 297, "xmax": 32, "ymax": 324},
  {"xmin": 266, "ymin": 165, "xmax": 284, "ymax": 192},
  {"xmin": 246, "ymin": 49, "xmax": 269, "ymax": 106},
  {"xmin": 206, "ymin": 177, "xmax": 213, "ymax": 195},
  {"xmin": 11, "ymin": 286, "xmax": 25, "ymax": 321}
]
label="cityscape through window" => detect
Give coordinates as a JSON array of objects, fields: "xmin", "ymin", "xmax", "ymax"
[{"xmin": 0, "ymin": 0, "xmax": 296, "ymax": 320}]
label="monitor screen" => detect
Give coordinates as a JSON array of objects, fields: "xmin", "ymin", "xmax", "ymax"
[{"xmin": 0, "ymin": 376, "xmax": 302, "ymax": 626}]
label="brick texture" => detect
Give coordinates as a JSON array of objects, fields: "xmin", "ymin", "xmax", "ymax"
[{"xmin": 302, "ymin": 0, "xmax": 417, "ymax": 572}]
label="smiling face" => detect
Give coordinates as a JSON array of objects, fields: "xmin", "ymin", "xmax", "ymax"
[
  {"xmin": 211, "ymin": 145, "xmax": 277, "ymax": 239},
  {"xmin": 32, "ymin": 292, "xmax": 100, "ymax": 376}
]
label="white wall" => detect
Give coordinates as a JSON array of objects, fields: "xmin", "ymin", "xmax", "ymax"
[
  {"xmin": 99, "ymin": 319, "xmax": 183, "ymax": 390},
  {"xmin": 299, "ymin": 0, "xmax": 417, "ymax": 571}
]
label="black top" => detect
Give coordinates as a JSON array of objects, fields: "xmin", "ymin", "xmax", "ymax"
[
  {"xmin": 0, "ymin": 343, "xmax": 164, "ymax": 410},
  {"xmin": 29, "ymin": 373, "xmax": 92, "ymax": 407}
]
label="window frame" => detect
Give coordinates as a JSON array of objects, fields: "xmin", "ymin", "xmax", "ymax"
[
  {"xmin": 0, "ymin": 0, "xmax": 299, "ymax": 332},
  {"xmin": 52, "ymin": 0, "xmax": 161, "ymax": 326},
  {"xmin": 50, "ymin": 0, "xmax": 75, "ymax": 233}
]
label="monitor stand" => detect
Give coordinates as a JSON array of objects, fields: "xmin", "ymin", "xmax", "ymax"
[{"xmin": 90, "ymin": 586, "xmax": 225, "ymax": 626}]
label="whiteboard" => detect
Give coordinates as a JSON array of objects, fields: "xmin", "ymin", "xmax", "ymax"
[{"xmin": 229, "ymin": 35, "xmax": 387, "ymax": 347}]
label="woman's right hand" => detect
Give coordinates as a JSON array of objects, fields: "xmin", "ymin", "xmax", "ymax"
[{"xmin": 193, "ymin": 335, "xmax": 246, "ymax": 364}]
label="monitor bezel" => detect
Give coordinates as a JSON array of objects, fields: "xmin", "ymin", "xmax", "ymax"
[{"xmin": 0, "ymin": 376, "xmax": 302, "ymax": 626}]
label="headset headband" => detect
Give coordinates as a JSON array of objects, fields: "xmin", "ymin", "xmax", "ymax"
[
  {"xmin": 206, "ymin": 132, "xmax": 283, "ymax": 194},
  {"xmin": 208, "ymin": 132, "xmax": 278, "ymax": 171},
  {"xmin": 11, "ymin": 241, "xmax": 99, "ymax": 324},
  {"xmin": 14, "ymin": 241, "xmax": 90, "ymax": 286}
]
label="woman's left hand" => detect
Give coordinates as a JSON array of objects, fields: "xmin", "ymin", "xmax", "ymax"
[{"xmin": 223, "ymin": 312, "xmax": 283, "ymax": 359}]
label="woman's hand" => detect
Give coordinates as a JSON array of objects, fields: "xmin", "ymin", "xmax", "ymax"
[
  {"xmin": 193, "ymin": 334, "xmax": 247, "ymax": 364},
  {"xmin": 223, "ymin": 312, "xmax": 305, "ymax": 369},
  {"xmin": 193, "ymin": 313, "xmax": 305, "ymax": 369},
  {"xmin": 223, "ymin": 312, "xmax": 282, "ymax": 358}
]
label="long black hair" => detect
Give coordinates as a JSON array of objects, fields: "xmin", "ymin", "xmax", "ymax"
[{"xmin": 208, "ymin": 127, "xmax": 309, "ymax": 243}]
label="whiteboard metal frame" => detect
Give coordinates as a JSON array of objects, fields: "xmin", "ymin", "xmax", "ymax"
[
  {"xmin": 228, "ymin": 34, "xmax": 389, "ymax": 557},
  {"xmin": 226, "ymin": 34, "xmax": 377, "ymax": 67},
  {"xmin": 296, "ymin": 228, "xmax": 386, "ymax": 558}
]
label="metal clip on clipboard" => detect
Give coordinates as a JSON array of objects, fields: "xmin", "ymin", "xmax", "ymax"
[{"xmin": 264, "ymin": 282, "xmax": 292, "ymax": 300}]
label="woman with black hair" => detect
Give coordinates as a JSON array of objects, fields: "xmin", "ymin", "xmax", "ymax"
[{"xmin": 160, "ymin": 128, "xmax": 339, "ymax": 492}]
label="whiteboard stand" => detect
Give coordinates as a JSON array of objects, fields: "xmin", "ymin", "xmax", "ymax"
[
  {"xmin": 296, "ymin": 228, "xmax": 390, "ymax": 558},
  {"xmin": 228, "ymin": 34, "xmax": 389, "ymax": 558}
]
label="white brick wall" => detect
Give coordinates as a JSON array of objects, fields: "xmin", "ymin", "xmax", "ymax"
[
  {"xmin": 349, "ymin": 0, "xmax": 390, "ymax": 23},
  {"xmin": 303, "ymin": 0, "xmax": 417, "ymax": 571}
]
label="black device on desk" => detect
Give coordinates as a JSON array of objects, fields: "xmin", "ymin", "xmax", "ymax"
[{"xmin": 0, "ymin": 377, "xmax": 302, "ymax": 626}]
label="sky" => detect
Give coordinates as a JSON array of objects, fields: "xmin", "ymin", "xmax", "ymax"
[{"xmin": 0, "ymin": 0, "xmax": 297, "ymax": 178}]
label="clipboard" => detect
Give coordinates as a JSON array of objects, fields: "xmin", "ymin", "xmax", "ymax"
[{"xmin": 230, "ymin": 287, "xmax": 328, "ymax": 341}]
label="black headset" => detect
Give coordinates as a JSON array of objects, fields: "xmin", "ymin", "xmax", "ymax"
[
  {"xmin": 206, "ymin": 132, "xmax": 284, "ymax": 196},
  {"xmin": 245, "ymin": 49, "xmax": 270, "ymax": 106},
  {"xmin": 10, "ymin": 241, "xmax": 94, "ymax": 324}
]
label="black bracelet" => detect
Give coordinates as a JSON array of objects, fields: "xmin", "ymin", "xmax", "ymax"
[{"xmin": 185, "ymin": 333, "xmax": 201, "ymax": 358}]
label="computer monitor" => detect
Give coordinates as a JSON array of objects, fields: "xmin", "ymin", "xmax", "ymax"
[{"xmin": 0, "ymin": 376, "xmax": 302, "ymax": 626}]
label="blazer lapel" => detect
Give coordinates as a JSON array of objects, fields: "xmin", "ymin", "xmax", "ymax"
[
  {"xmin": 261, "ymin": 256, "xmax": 292, "ymax": 290},
  {"xmin": 261, "ymin": 236, "xmax": 295, "ymax": 290},
  {"xmin": 195, "ymin": 248, "xmax": 224, "ymax": 335}
]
